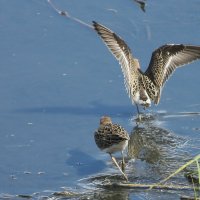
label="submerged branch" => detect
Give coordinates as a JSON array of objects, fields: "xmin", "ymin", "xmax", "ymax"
[
  {"xmin": 47, "ymin": 0, "xmax": 93, "ymax": 29},
  {"xmin": 133, "ymin": 0, "xmax": 146, "ymax": 12},
  {"xmin": 104, "ymin": 182, "xmax": 197, "ymax": 191}
]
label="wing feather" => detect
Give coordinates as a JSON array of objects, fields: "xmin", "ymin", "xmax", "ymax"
[
  {"xmin": 93, "ymin": 21, "xmax": 139, "ymax": 98},
  {"xmin": 145, "ymin": 44, "xmax": 200, "ymax": 103},
  {"xmin": 145, "ymin": 44, "xmax": 200, "ymax": 87}
]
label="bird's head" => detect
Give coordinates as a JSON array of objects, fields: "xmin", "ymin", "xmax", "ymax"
[{"xmin": 100, "ymin": 116, "xmax": 112, "ymax": 126}]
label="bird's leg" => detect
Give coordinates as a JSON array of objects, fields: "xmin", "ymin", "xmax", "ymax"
[
  {"xmin": 121, "ymin": 151, "xmax": 126, "ymax": 172},
  {"xmin": 109, "ymin": 153, "xmax": 128, "ymax": 182},
  {"xmin": 136, "ymin": 104, "xmax": 142, "ymax": 122}
]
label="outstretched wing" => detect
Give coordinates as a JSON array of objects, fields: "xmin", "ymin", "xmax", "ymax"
[
  {"xmin": 145, "ymin": 44, "xmax": 200, "ymax": 103},
  {"xmin": 93, "ymin": 21, "xmax": 139, "ymax": 98}
]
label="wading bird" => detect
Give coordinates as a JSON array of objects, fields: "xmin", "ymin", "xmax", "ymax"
[
  {"xmin": 94, "ymin": 116, "xmax": 129, "ymax": 181},
  {"xmin": 93, "ymin": 21, "xmax": 200, "ymax": 117}
]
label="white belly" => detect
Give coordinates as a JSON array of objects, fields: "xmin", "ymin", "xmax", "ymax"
[
  {"xmin": 132, "ymin": 91, "xmax": 151, "ymax": 107},
  {"xmin": 104, "ymin": 140, "xmax": 128, "ymax": 154}
]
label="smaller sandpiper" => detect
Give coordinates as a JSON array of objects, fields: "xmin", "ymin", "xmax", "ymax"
[{"xmin": 94, "ymin": 116, "xmax": 130, "ymax": 181}]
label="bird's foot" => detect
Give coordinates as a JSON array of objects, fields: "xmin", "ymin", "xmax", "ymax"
[
  {"xmin": 110, "ymin": 155, "xmax": 128, "ymax": 182},
  {"xmin": 135, "ymin": 113, "xmax": 142, "ymax": 125}
]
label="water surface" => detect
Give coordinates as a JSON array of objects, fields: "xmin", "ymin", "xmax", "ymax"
[{"xmin": 0, "ymin": 0, "xmax": 200, "ymax": 199}]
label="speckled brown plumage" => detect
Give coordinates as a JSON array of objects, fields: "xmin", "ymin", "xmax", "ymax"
[
  {"xmin": 94, "ymin": 116, "xmax": 129, "ymax": 154},
  {"xmin": 93, "ymin": 21, "xmax": 200, "ymax": 113},
  {"xmin": 94, "ymin": 116, "xmax": 129, "ymax": 180}
]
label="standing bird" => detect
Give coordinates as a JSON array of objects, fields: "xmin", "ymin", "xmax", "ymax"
[
  {"xmin": 93, "ymin": 21, "xmax": 200, "ymax": 116},
  {"xmin": 94, "ymin": 116, "xmax": 130, "ymax": 181}
]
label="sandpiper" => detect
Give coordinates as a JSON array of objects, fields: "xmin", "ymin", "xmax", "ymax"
[
  {"xmin": 93, "ymin": 21, "xmax": 200, "ymax": 115},
  {"xmin": 94, "ymin": 116, "xmax": 130, "ymax": 181}
]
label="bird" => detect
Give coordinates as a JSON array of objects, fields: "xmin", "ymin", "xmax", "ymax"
[
  {"xmin": 93, "ymin": 21, "xmax": 200, "ymax": 117},
  {"xmin": 94, "ymin": 116, "xmax": 130, "ymax": 181}
]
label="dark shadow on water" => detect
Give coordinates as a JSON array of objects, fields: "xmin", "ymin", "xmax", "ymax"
[
  {"xmin": 66, "ymin": 149, "xmax": 106, "ymax": 176},
  {"xmin": 12, "ymin": 98, "xmax": 200, "ymax": 119},
  {"xmin": 12, "ymin": 101, "xmax": 134, "ymax": 118}
]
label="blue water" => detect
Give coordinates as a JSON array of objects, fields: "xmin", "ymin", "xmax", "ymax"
[{"xmin": 0, "ymin": 0, "xmax": 200, "ymax": 199}]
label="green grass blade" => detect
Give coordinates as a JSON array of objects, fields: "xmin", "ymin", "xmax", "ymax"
[{"xmin": 149, "ymin": 154, "xmax": 200, "ymax": 190}]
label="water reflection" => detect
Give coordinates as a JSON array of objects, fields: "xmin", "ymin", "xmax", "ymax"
[
  {"xmin": 128, "ymin": 124, "xmax": 183, "ymax": 163},
  {"xmin": 127, "ymin": 119, "xmax": 189, "ymax": 182},
  {"xmin": 128, "ymin": 126, "xmax": 161, "ymax": 164}
]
